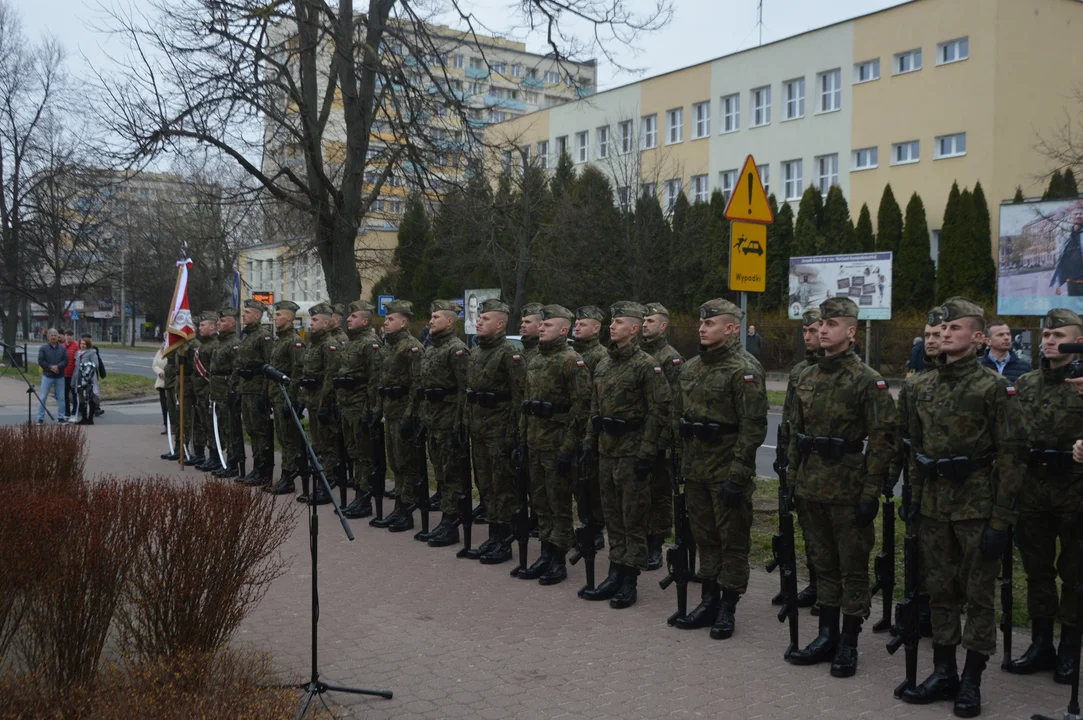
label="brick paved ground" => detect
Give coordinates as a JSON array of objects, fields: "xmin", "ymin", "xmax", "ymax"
[{"xmin": 0, "ymin": 377, "xmax": 1064, "ymax": 720}]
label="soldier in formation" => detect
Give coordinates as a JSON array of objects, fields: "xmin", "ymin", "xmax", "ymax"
[
  {"xmin": 159, "ymin": 320, "xmax": 199, "ymax": 464},
  {"xmin": 267, "ymin": 300, "xmax": 306, "ymax": 495},
  {"xmin": 209, "ymin": 307, "xmax": 242, "ymax": 478},
  {"xmin": 335, "ymin": 301, "xmax": 383, "ymax": 519},
  {"xmin": 519, "ymin": 303, "xmax": 543, "ymax": 364},
  {"xmin": 299, "ymin": 303, "xmax": 339, "ymax": 505},
  {"xmin": 573, "ymin": 305, "xmax": 608, "ymax": 551},
  {"xmin": 235, "ymin": 299, "xmax": 274, "ymax": 487},
  {"xmin": 190, "ymin": 311, "xmax": 219, "ymax": 470}
]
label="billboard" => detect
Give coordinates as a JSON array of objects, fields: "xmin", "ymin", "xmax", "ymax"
[
  {"xmin": 788, "ymin": 252, "xmax": 893, "ymax": 320},
  {"xmin": 997, "ymin": 198, "xmax": 1083, "ymax": 315},
  {"xmin": 463, "ymin": 289, "xmax": 501, "ymax": 335}
]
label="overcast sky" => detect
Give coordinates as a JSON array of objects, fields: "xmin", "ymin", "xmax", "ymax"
[{"xmin": 23, "ymin": 0, "xmax": 910, "ymax": 90}]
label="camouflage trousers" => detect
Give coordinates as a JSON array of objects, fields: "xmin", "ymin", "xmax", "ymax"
[
  {"xmin": 428, "ymin": 428, "xmax": 460, "ymax": 516},
  {"xmin": 528, "ymin": 449, "xmax": 574, "ymax": 552},
  {"xmin": 1017, "ymin": 510, "xmax": 1080, "ymax": 626},
  {"xmin": 192, "ymin": 393, "xmax": 212, "ymax": 453},
  {"xmin": 920, "ymin": 517, "xmax": 1000, "ymax": 655},
  {"xmin": 241, "ymin": 393, "xmax": 274, "ymax": 470},
  {"xmin": 801, "ymin": 500, "xmax": 874, "ymax": 617},
  {"xmin": 576, "ymin": 455, "xmax": 605, "ymax": 530},
  {"xmin": 685, "ymin": 472, "xmax": 753, "ymax": 593},
  {"xmin": 471, "ymin": 434, "xmax": 516, "ymax": 525},
  {"xmin": 648, "ymin": 453, "xmax": 673, "ymax": 540},
  {"xmin": 598, "ymin": 455, "xmax": 651, "ymax": 571},
  {"xmin": 211, "ymin": 396, "xmax": 243, "ymax": 468},
  {"xmin": 273, "ymin": 396, "xmax": 304, "ymax": 476},
  {"xmin": 792, "ymin": 497, "xmax": 816, "ymax": 577},
  {"xmin": 385, "ymin": 416, "xmax": 418, "ymax": 505},
  {"xmin": 339, "ymin": 405, "xmax": 373, "ymax": 493},
  {"xmin": 311, "ymin": 409, "xmax": 342, "ymax": 479},
  {"xmin": 168, "ymin": 390, "xmax": 196, "ymax": 456}
]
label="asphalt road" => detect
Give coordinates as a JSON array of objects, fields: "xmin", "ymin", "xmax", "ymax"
[{"xmin": 97, "ymin": 349, "xmax": 159, "ymax": 379}]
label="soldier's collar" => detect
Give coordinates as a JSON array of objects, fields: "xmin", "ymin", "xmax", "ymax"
[
  {"xmin": 804, "ymin": 348, "xmax": 823, "ymax": 365},
  {"xmin": 520, "ymin": 334, "xmax": 539, "ymax": 349},
  {"xmin": 607, "ymin": 338, "xmax": 639, "ymax": 360},
  {"xmin": 539, "ymin": 336, "xmax": 566, "ymax": 354},
  {"xmin": 817, "ymin": 348, "xmax": 859, "ymax": 372},
  {"xmin": 639, "ymin": 334, "xmax": 667, "ymax": 353},
  {"xmin": 573, "ymin": 335, "xmax": 600, "ymax": 349},
  {"xmin": 1041, "ymin": 357, "xmax": 1073, "ymax": 381},
  {"xmin": 429, "ymin": 326, "xmax": 456, "ymax": 346},
  {"xmin": 937, "ymin": 354, "xmax": 981, "ymax": 379},
  {"xmin": 385, "ymin": 327, "xmax": 408, "ymax": 342},
  {"xmin": 477, "ymin": 331, "xmax": 505, "ymax": 348},
  {"xmin": 698, "ymin": 340, "xmax": 736, "ymax": 364}
]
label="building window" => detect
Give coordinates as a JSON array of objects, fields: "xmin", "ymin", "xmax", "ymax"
[
  {"xmin": 555, "ymin": 135, "xmax": 568, "ymax": 159},
  {"xmin": 665, "ymin": 178, "xmax": 682, "ymax": 212},
  {"xmin": 492, "ymin": 62, "xmax": 506, "ymax": 75},
  {"xmin": 642, "ymin": 114, "xmax": 657, "ymax": 149},
  {"xmin": 783, "ymin": 78, "xmax": 805, "ymax": 120},
  {"xmin": 641, "ymin": 182, "xmax": 656, "ymax": 198},
  {"xmin": 519, "ymin": 145, "xmax": 530, "ymax": 173},
  {"xmin": 818, "ymin": 69, "xmax": 841, "ymax": 112},
  {"xmin": 854, "ymin": 59, "xmax": 880, "ymax": 83},
  {"xmin": 615, "ymin": 186, "xmax": 631, "ymax": 211},
  {"xmin": 389, "ymin": 199, "xmax": 403, "ymax": 215},
  {"xmin": 852, "ymin": 146, "xmax": 879, "ymax": 170},
  {"xmin": 934, "ymin": 132, "xmax": 967, "ymax": 159},
  {"xmin": 512, "ymin": 64, "xmax": 522, "ymax": 77},
  {"xmin": 751, "ymin": 86, "xmax": 771, "ymax": 127},
  {"xmin": 490, "ymin": 110, "xmax": 507, "ymax": 123},
  {"xmin": 453, "ymin": 54, "xmax": 464, "ymax": 69},
  {"xmin": 894, "ymin": 49, "xmax": 922, "ymax": 75},
  {"xmin": 937, "ymin": 37, "xmax": 968, "ymax": 65},
  {"xmin": 597, "ymin": 126, "xmax": 609, "ymax": 159},
  {"xmin": 719, "ymin": 169, "xmax": 737, "ymax": 202},
  {"xmin": 816, "ymin": 154, "xmax": 838, "ymax": 194},
  {"xmin": 692, "ymin": 101, "xmax": 710, "ymax": 138},
  {"xmin": 576, "ymin": 131, "xmax": 589, "ymax": 163},
  {"xmin": 537, "ymin": 140, "xmax": 549, "ymax": 169},
  {"xmin": 758, "ymin": 164, "xmax": 769, "ymax": 196},
  {"xmin": 544, "ymin": 70, "xmax": 561, "ymax": 84},
  {"xmin": 666, "ymin": 108, "xmax": 683, "ymax": 144},
  {"xmin": 469, "ymin": 57, "xmax": 484, "ymax": 69},
  {"xmin": 721, "ymin": 93, "xmax": 740, "ymax": 133},
  {"xmin": 501, "ymin": 150, "xmax": 513, "ymax": 176},
  {"xmin": 892, "ymin": 140, "xmax": 920, "ymax": 165},
  {"xmin": 782, "ymin": 160, "xmax": 803, "ymax": 201},
  {"xmin": 619, "ymin": 120, "xmax": 633, "ymax": 154},
  {"xmin": 692, "ymin": 174, "xmax": 709, "ymax": 204}
]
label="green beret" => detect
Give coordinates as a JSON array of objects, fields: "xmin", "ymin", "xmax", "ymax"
[
  {"xmin": 521, "ymin": 302, "xmax": 544, "ymax": 319},
  {"xmin": 1043, "ymin": 308, "xmax": 1083, "ymax": 329},
  {"xmin": 939, "ymin": 296, "xmax": 984, "ymax": 323},
  {"xmin": 699, "ymin": 298, "xmax": 743, "ymax": 321},
  {"xmin": 348, "ymin": 300, "xmax": 375, "ymax": 314},
  {"xmin": 309, "ymin": 302, "xmax": 334, "ymax": 317},
  {"xmin": 331, "ymin": 303, "xmax": 346, "ymax": 317},
  {"xmin": 218, "ymin": 305, "xmax": 238, "ymax": 318},
  {"xmin": 800, "ymin": 309, "xmax": 822, "ymax": 326},
  {"xmin": 431, "ymin": 299, "xmax": 463, "ymax": 314},
  {"xmin": 479, "ymin": 298, "xmax": 510, "ymax": 314},
  {"xmin": 274, "ymin": 300, "xmax": 300, "ymax": 313},
  {"xmin": 644, "ymin": 302, "xmax": 670, "ymax": 319},
  {"xmin": 385, "ymin": 299, "xmax": 413, "ymax": 317},
  {"xmin": 926, "ymin": 307, "xmax": 945, "ymax": 326},
  {"xmin": 199, "ymin": 311, "xmax": 220, "ymax": 323},
  {"xmin": 540, "ymin": 304, "xmax": 574, "ymax": 322},
  {"xmin": 609, "ymin": 301, "xmax": 646, "ymax": 321},
  {"xmin": 243, "ymin": 298, "xmax": 267, "ymax": 313},
  {"xmin": 575, "ymin": 305, "xmax": 607, "ymax": 322},
  {"xmin": 820, "ymin": 297, "xmax": 859, "ymax": 319}
]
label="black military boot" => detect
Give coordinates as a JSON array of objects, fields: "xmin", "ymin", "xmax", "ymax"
[
  {"xmin": 610, "ymin": 568, "xmax": 639, "ymax": 609},
  {"xmin": 1006, "ymin": 618, "xmax": 1056, "ymax": 674},
  {"xmin": 918, "ymin": 593, "xmax": 933, "ymax": 637},
  {"xmin": 428, "ymin": 514, "xmax": 462, "ymax": 547},
  {"xmin": 243, "ymin": 464, "xmax": 264, "ymax": 486},
  {"xmin": 267, "ymin": 471, "xmax": 297, "ymax": 495},
  {"xmin": 388, "ymin": 505, "xmax": 415, "ymax": 532},
  {"xmin": 479, "ymin": 526, "xmax": 513, "ymax": 565},
  {"xmin": 795, "ymin": 571, "xmax": 818, "ymax": 608},
  {"xmin": 953, "ymin": 650, "xmax": 987, "ymax": 718},
  {"xmin": 472, "ymin": 501, "xmax": 488, "ymax": 525},
  {"xmin": 646, "ymin": 535, "xmax": 664, "ymax": 571},
  {"xmin": 830, "ymin": 614, "xmax": 863, "ymax": 678},
  {"xmin": 190, "ymin": 449, "xmax": 207, "ymax": 467},
  {"xmin": 371, "ymin": 499, "xmax": 401, "ymax": 528},
  {"xmin": 340, "ymin": 491, "xmax": 363, "ymax": 516},
  {"xmin": 162, "ymin": 452, "xmax": 180, "ymax": 461},
  {"xmin": 469, "ymin": 524, "xmax": 498, "ymax": 560},
  {"xmin": 517, "ymin": 541, "xmax": 552, "ymax": 580},
  {"xmin": 787, "ymin": 605, "xmax": 840, "ymax": 665},
  {"xmin": 710, "ymin": 589, "xmax": 740, "ymax": 640},
  {"xmin": 417, "ymin": 513, "xmax": 450, "ymax": 543},
  {"xmin": 538, "ymin": 547, "xmax": 568, "ymax": 585},
  {"xmin": 1055, "ymin": 626, "xmax": 1079, "ymax": 684},
  {"xmin": 344, "ymin": 493, "xmax": 373, "ymax": 519},
  {"xmin": 580, "ymin": 562, "xmax": 623, "ymax": 601},
  {"xmin": 674, "ymin": 579, "xmax": 721, "ymax": 629},
  {"xmin": 311, "ymin": 482, "xmax": 332, "ymax": 506},
  {"xmin": 900, "ymin": 644, "xmax": 959, "ymax": 704}
]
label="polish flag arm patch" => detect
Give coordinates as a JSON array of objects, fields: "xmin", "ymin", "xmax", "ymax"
[
  {"xmin": 512, "ymin": 354, "xmax": 521, "ymax": 362},
  {"xmin": 455, "ymin": 349, "xmax": 464, "ymax": 356},
  {"xmin": 653, "ymin": 366, "xmax": 663, "ymax": 374},
  {"xmin": 743, "ymin": 374, "xmax": 755, "ymax": 383},
  {"xmin": 1007, "ymin": 386, "xmax": 1017, "ymax": 395},
  {"xmin": 576, "ymin": 360, "xmax": 585, "ymax": 367},
  {"xmin": 876, "ymin": 380, "xmax": 888, "ymax": 390},
  {"xmin": 329, "ymin": 346, "xmax": 337, "ymax": 351},
  {"xmin": 410, "ymin": 346, "xmax": 420, "ymax": 353},
  {"xmin": 295, "ymin": 342, "xmax": 303, "ymax": 348},
  {"xmin": 672, "ymin": 358, "xmax": 681, "ymax": 365}
]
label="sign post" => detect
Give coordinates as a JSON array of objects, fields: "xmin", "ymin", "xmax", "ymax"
[{"xmin": 723, "ymin": 155, "xmax": 774, "ymax": 346}]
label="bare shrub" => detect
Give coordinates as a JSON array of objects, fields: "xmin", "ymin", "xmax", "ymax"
[{"xmin": 0, "ymin": 423, "xmax": 86, "ymax": 488}]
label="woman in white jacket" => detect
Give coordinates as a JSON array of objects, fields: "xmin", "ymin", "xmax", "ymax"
[{"xmin": 152, "ymin": 346, "xmax": 168, "ymax": 435}]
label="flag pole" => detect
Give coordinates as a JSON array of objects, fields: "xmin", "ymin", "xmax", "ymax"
[{"xmin": 179, "ymin": 353, "xmax": 185, "ymax": 469}]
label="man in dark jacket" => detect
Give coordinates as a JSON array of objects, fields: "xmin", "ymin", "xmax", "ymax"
[
  {"xmin": 980, "ymin": 320, "xmax": 1031, "ymax": 382},
  {"xmin": 37, "ymin": 328, "xmax": 68, "ymax": 423},
  {"xmin": 745, "ymin": 325, "xmax": 763, "ymax": 364}
]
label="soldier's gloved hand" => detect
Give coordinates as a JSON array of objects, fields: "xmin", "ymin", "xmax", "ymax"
[
  {"xmin": 898, "ymin": 501, "xmax": 921, "ymax": 524},
  {"xmin": 399, "ymin": 416, "xmax": 415, "ymax": 438},
  {"xmin": 854, "ymin": 499, "xmax": 879, "ymax": 528},
  {"xmin": 555, "ymin": 451, "xmax": 573, "ymax": 475},
  {"xmin": 980, "ymin": 522, "xmax": 1012, "ymax": 558},
  {"xmin": 718, "ymin": 480, "xmax": 744, "ymax": 508},
  {"xmin": 634, "ymin": 457, "xmax": 653, "ymax": 482}
]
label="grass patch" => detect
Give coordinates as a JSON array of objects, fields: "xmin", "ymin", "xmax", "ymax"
[
  {"xmin": 767, "ymin": 389, "xmax": 786, "ymax": 408},
  {"xmin": 0, "ymin": 363, "xmax": 156, "ymax": 401}
]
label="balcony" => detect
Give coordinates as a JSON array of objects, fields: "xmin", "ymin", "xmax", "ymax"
[
  {"xmin": 484, "ymin": 96, "xmax": 526, "ymax": 112},
  {"xmin": 521, "ymin": 77, "xmax": 544, "ymax": 90},
  {"xmin": 465, "ymin": 67, "xmax": 490, "ymax": 79}
]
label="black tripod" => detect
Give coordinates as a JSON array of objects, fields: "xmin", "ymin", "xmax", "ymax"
[
  {"xmin": 1032, "ymin": 509, "xmax": 1083, "ymax": 720},
  {"xmin": 2, "ymin": 342, "xmax": 54, "ymax": 425},
  {"xmin": 265, "ymin": 366, "xmax": 392, "ymax": 717}
]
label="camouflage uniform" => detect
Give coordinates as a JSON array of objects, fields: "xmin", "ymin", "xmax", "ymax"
[
  {"xmin": 191, "ymin": 312, "xmax": 219, "ymax": 463},
  {"xmin": 268, "ymin": 301, "xmax": 306, "ymax": 486},
  {"xmin": 375, "ymin": 301, "xmax": 424, "ymax": 509},
  {"xmin": 573, "ymin": 305, "xmax": 609, "ymax": 534},
  {"xmin": 334, "ymin": 301, "xmax": 382, "ymax": 501},
  {"xmin": 209, "ymin": 309, "xmax": 242, "ymax": 474},
  {"xmin": 300, "ymin": 303, "xmax": 341, "ymax": 485},
  {"xmin": 165, "ymin": 336, "xmax": 199, "ymax": 458},
  {"xmin": 235, "ymin": 299, "xmax": 274, "ymax": 482},
  {"xmin": 326, "ymin": 304, "xmax": 349, "ymax": 481},
  {"xmin": 640, "ymin": 302, "xmax": 683, "ymax": 548}
]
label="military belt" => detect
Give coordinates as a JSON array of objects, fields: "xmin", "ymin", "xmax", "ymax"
[
  {"xmin": 796, "ymin": 433, "xmax": 865, "ymax": 460},
  {"xmin": 678, "ymin": 417, "xmax": 738, "ymax": 442},
  {"xmin": 591, "ymin": 415, "xmax": 645, "ymax": 435},
  {"xmin": 466, "ymin": 389, "xmax": 512, "ymax": 408},
  {"xmin": 522, "ymin": 400, "xmax": 572, "ymax": 419},
  {"xmin": 236, "ymin": 368, "xmax": 257, "ymax": 379},
  {"xmin": 299, "ymin": 377, "xmax": 321, "ymax": 390},
  {"xmin": 1028, "ymin": 448, "xmax": 1075, "ymax": 473},
  {"xmin": 378, "ymin": 385, "xmax": 409, "ymax": 399},
  {"xmin": 332, "ymin": 375, "xmax": 366, "ymax": 390},
  {"xmin": 211, "ymin": 369, "xmax": 232, "ymax": 376},
  {"xmin": 914, "ymin": 452, "xmax": 992, "ymax": 482},
  {"xmin": 418, "ymin": 386, "xmax": 454, "ymax": 402}
]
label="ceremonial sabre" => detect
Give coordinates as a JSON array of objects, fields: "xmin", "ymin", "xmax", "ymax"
[{"xmin": 211, "ymin": 401, "xmax": 227, "ymax": 468}]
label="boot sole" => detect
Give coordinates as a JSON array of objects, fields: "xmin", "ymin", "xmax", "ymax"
[
  {"xmin": 673, "ymin": 611, "xmax": 720, "ymax": 630},
  {"xmin": 953, "ymin": 704, "xmax": 980, "ymax": 718},
  {"xmin": 786, "ymin": 648, "xmax": 838, "ymax": 666},
  {"xmin": 478, "ymin": 554, "xmax": 510, "ymax": 564},
  {"xmin": 1003, "ymin": 657, "xmax": 1056, "ymax": 675},
  {"xmin": 710, "ymin": 627, "xmax": 735, "ymax": 640},
  {"xmin": 388, "ymin": 524, "xmax": 415, "ymax": 533},
  {"xmin": 538, "ymin": 573, "xmax": 567, "ymax": 586},
  {"xmin": 428, "ymin": 537, "xmax": 460, "ymax": 548},
  {"xmin": 899, "ymin": 683, "xmax": 959, "ymax": 704},
  {"xmin": 610, "ymin": 596, "xmax": 637, "ymax": 609},
  {"xmin": 829, "ymin": 665, "xmax": 857, "ymax": 678}
]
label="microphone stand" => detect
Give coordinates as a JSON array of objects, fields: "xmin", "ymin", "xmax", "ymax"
[
  {"xmin": 264, "ymin": 366, "xmax": 393, "ymax": 717},
  {"xmin": 2, "ymin": 342, "xmax": 55, "ymax": 425}
]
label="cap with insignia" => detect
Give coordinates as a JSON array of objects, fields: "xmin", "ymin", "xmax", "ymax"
[
  {"xmin": 939, "ymin": 296, "xmax": 984, "ymax": 323},
  {"xmin": 1043, "ymin": 308, "xmax": 1083, "ymax": 329},
  {"xmin": 575, "ymin": 305, "xmax": 607, "ymax": 322},
  {"xmin": 699, "ymin": 298, "xmax": 744, "ymax": 321},
  {"xmin": 431, "ymin": 299, "xmax": 463, "ymax": 314},
  {"xmin": 926, "ymin": 307, "xmax": 945, "ymax": 326},
  {"xmin": 644, "ymin": 302, "xmax": 670, "ymax": 319},
  {"xmin": 819, "ymin": 297, "xmax": 859, "ymax": 319},
  {"xmin": 609, "ymin": 301, "xmax": 646, "ymax": 320},
  {"xmin": 309, "ymin": 302, "xmax": 334, "ymax": 317},
  {"xmin": 479, "ymin": 298, "xmax": 510, "ymax": 314},
  {"xmin": 274, "ymin": 300, "xmax": 300, "ymax": 314},
  {"xmin": 385, "ymin": 299, "xmax": 413, "ymax": 317},
  {"xmin": 243, "ymin": 298, "xmax": 267, "ymax": 313},
  {"xmin": 199, "ymin": 311, "xmax": 219, "ymax": 323},
  {"xmin": 521, "ymin": 302, "xmax": 544, "ymax": 319},
  {"xmin": 800, "ymin": 308, "xmax": 822, "ymax": 327},
  {"xmin": 332, "ymin": 303, "xmax": 346, "ymax": 317},
  {"xmin": 540, "ymin": 304, "xmax": 574, "ymax": 322},
  {"xmin": 348, "ymin": 300, "xmax": 375, "ymax": 314},
  {"xmin": 218, "ymin": 305, "xmax": 238, "ymax": 318}
]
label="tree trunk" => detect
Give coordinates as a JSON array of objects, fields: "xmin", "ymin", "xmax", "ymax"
[{"xmin": 316, "ymin": 212, "xmax": 363, "ymax": 304}]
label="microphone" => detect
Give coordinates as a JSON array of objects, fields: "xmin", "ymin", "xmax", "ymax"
[
  {"xmin": 262, "ymin": 364, "xmax": 290, "ymax": 383},
  {"xmin": 1059, "ymin": 343, "xmax": 1083, "ymax": 355}
]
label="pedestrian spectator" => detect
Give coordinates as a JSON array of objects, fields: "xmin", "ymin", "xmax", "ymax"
[
  {"xmin": 907, "ymin": 337, "xmax": 925, "ymax": 376},
  {"xmin": 36, "ymin": 328, "xmax": 67, "ymax": 424},
  {"xmin": 74, "ymin": 335, "xmax": 106, "ymax": 424},
  {"xmin": 153, "ymin": 345, "xmax": 168, "ymax": 435},
  {"xmin": 746, "ymin": 324, "xmax": 763, "ymax": 363},
  {"xmin": 980, "ymin": 319, "xmax": 1031, "ymax": 381},
  {"xmin": 61, "ymin": 328, "xmax": 77, "ymax": 420}
]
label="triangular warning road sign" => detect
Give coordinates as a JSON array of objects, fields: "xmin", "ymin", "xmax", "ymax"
[{"xmin": 724, "ymin": 155, "xmax": 774, "ymax": 224}]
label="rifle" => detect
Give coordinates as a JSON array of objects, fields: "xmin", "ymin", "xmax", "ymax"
[
  {"xmin": 413, "ymin": 421, "xmax": 430, "ymax": 541},
  {"xmin": 1000, "ymin": 526, "xmax": 1014, "ymax": 670},
  {"xmin": 659, "ymin": 448, "xmax": 694, "ymax": 626},
  {"xmin": 888, "ymin": 459, "xmax": 920, "ymax": 699},
  {"xmin": 765, "ymin": 425, "xmax": 799, "ymax": 658},
  {"xmin": 455, "ymin": 428, "xmax": 474, "ymax": 558},
  {"xmin": 368, "ymin": 418, "xmax": 387, "ymax": 524},
  {"xmin": 509, "ymin": 446, "xmax": 530, "ymax": 577},
  {"xmin": 870, "ymin": 474, "xmax": 897, "ymax": 633},
  {"xmin": 229, "ymin": 389, "xmax": 245, "ymax": 478},
  {"xmin": 334, "ymin": 404, "xmax": 349, "ymax": 508},
  {"xmin": 570, "ymin": 445, "xmax": 597, "ymax": 595}
]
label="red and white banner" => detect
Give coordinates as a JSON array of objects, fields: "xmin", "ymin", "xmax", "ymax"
[{"xmin": 162, "ymin": 259, "xmax": 196, "ymax": 357}]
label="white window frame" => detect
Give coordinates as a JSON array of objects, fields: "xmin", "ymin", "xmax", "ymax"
[
  {"xmin": 852, "ymin": 146, "xmax": 879, "ymax": 171},
  {"xmin": 692, "ymin": 101, "xmax": 711, "ymax": 138},
  {"xmin": 555, "ymin": 135, "xmax": 568, "ymax": 159},
  {"xmin": 891, "ymin": 140, "xmax": 920, "ymax": 165},
  {"xmin": 894, "ymin": 49, "xmax": 922, "ymax": 75},
  {"xmin": 751, "ymin": 86, "xmax": 771, "ymax": 127},
  {"xmin": 692, "ymin": 174, "xmax": 709, "ymax": 204},
  {"xmin": 619, "ymin": 120, "xmax": 633, "ymax": 154},
  {"xmin": 641, "ymin": 182, "xmax": 656, "ymax": 199},
  {"xmin": 854, "ymin": 59, "xmax": 880, "ymax": 84},
  {"xmin": 666, "ymin": 108, "xmax": 683, "ymax": 145},
  {"xmin": 782, "ymin": 160, "xmax": 803, "ymax": 201},
  {"xmin": 934, "ymin": 133, "xmax": 967, "ymax": 159},
  {"xmin": 537, "ymin": 140, "xmax": 549, "ymax": 169},
  {"xmin": 719, "ymin": 169, "xmax": 737, "ymax": 203},
  {"xmin": 783, "ymin": 78, "xmax": 805, "ymax": 121},
  {"xmin": 816, "ymin": 153, "xmax": 839, "ymax": 195},
  {"xmin": 937, "ymin": 37, "xmax": 969, "ymax": 66},
  {"xmin": 665, "ymin": 178, "xmax": 682, "ymax": 212},
  {"xmin": 452, "ymin": 54, "xmax": 464, "ymax": 70},
  {"xmin": 758, "ymin": 164, "xmax": 770, "ymax": 196},
  {"xmin": 511, "ymin": 64, "xmax": 522, "ymax": 77},
  {"xmin": 596, "ymin": 126, "xmax": 609, "ymax": 159},
  {"xmin": 642, "ymin": 114, "xmax": 657, "ymax": 149},
  {"xmin": 618, "ymin": 186, "xmax": 631, "ymax": 211},
  {"xmin": 576, "ymin": 131, "xmax": 589, "ymax": 163},
  {"xmin": 818, "ymin": 69, "xmax": 841, "ymax": 113},
  {"xmin": 544, "ymin": 70, "xmax": 561, "ymax": 84},
  {"xmin": 721, "ymin": 93, "xmax": 740, "ymax": 133}
]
